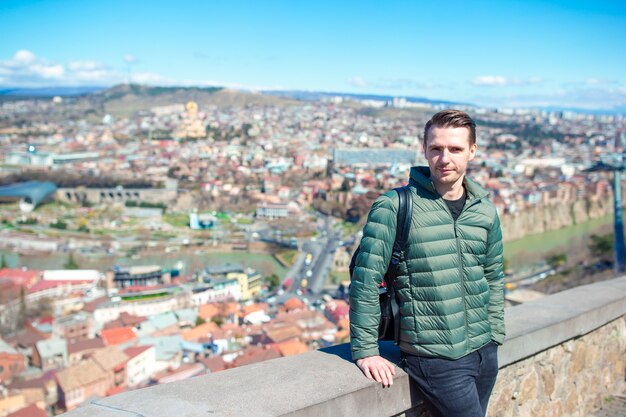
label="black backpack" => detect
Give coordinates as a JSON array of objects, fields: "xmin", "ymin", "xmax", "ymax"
[{"xmin": 349, "ymin": 186, "xmax": 413, "ymax": 344}]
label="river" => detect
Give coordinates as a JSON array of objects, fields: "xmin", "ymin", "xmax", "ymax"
[
  {"xmin": 0, "ymin": 249, "xmax": 288, "ymax": 278},
  {"xmin": 504, "ymin": 214, "xmax": 614, "ymax": 272}
]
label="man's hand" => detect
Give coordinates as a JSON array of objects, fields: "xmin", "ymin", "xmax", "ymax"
[{"xmin": 356, "ymin": 355, "xmax": 397, "ymax": 387}]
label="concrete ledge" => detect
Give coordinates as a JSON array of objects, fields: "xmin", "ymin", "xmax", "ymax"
[
  {"xmin": 62, "ymin": 276, "xmax": 626, "ymax": 417},
  {"xmin": 65, "ymin": 342, "xmax": 420, "ymax": 417}
]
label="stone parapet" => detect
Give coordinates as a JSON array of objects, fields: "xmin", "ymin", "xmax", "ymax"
[
  {"xmin": 490, "ymin": 316, "xmax": 625, "ymax": 417},
  {"xmin": 62, "ymin": 276, "xmax": 626, "ymax": 417}
]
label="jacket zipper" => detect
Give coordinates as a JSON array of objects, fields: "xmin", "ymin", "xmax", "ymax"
[{"xmin": 442, "ymin": 196, "xmax": 481, "ymax": 352}]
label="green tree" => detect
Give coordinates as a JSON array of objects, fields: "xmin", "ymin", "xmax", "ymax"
[
  {"xmin": 64, "ymin": 252, "xmax": 79, "ymax": 270},
  {"xmin": 589, "ymin": 234, "xmax": 613, "ymax": 260},
  {"xmin": 266, "ymin": 274, "xmax": 280, "ymax": 291},
  {"xmin": 0, "ymin": 255, "xmax": 7, "ymax": 269},
  {"xmin": 546, "ymin": 253, "xmax": 567, "ymax": 269},
  {"xmin": 50, "ymin": 219, "xmax": 67, "ymax": 230}
]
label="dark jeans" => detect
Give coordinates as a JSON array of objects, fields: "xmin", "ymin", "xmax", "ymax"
[{"xmin": 402, "ymin": 341, "xmax": 499, "ymax": 417}]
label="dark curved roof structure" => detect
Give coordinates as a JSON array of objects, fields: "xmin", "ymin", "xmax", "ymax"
[{"xmin": 0, "ymin": 181, "xmax": 57, "ymax": 212}]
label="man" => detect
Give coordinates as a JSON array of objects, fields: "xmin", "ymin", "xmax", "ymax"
[{"xmin": 349, "ymin": 109, "xmax": 505, "ymax": 417}]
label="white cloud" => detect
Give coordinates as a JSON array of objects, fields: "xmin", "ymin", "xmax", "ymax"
[
  {"xmin": 36, "ymin": 64, "xmax": 64, "ymax": 79},
  {"xmin": 0, "ymin": 50, "xmax": 125, "ymax": 86},
  {"xmin": 14, "ymin": 50, "xmax": 37, "ymax": 64},
  {"xmin": 471, "ymin": 75, "xmax": 544, "ymax": 87},
  {"xmin": 0, "ymin": 51, "xmax": 66, "ymax": 82},
  {"xmin": 472, "ymin": 75, "xmax": 508, "ymax": 86},
  {"xmin": 348, "ymin": 76, "xmax": 367, "ymax": 87},
  {"xmin": 0, "ymin": 50, "xmax": 279, "ymax": 90},
  {"xmin": 66, "ymin": 61, "xmax": 119, "ymax": 82},
  {"xmin": 123, "ymin": 54, "xmax": 137, "ymax": 64},
  {"xmin": 584, "ymin": 77, "xmax": 618, "ymax": 86}
]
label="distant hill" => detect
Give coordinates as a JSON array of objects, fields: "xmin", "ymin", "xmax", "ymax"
[
  {"xmin": 0, "ymin": 84, "xmax": 303, "ymax": 116},
  {"xmin": 3, "ymin": 84, "xmax": 622, "ymax": 116},
  {"xmin": 263, "ymin": 90, "xmax": 470, "ymax": 107},
  {"xmin": 91, "ymin": 84, "xmax": 302, "ymax": 117},
  {"xmin": 533, "ymin": 105, "xmax": 626, "ymax": 116}
]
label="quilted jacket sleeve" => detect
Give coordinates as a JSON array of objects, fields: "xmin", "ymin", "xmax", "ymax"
[
  {"xmin": 484, "ymin": 212, "xmax": 505, "ymax": 345},
  {"xmin": 349, "ymin": 191, "xmax": 398, "ymax": 361}
]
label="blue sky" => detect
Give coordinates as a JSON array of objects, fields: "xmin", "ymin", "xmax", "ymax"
[{"xmin": 1, "ymin": 0, "xmax": 626, "ymax": 109}]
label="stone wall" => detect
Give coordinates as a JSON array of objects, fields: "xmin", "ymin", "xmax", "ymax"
[{"xmin": 489, "ymin": 316, "xmax": 626, "ymax": 417}]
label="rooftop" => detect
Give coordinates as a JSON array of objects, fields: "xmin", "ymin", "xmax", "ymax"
[
  {"xmin": 100, "ymin": 327, "xmax": 137, "ymax": 346},
  {"xmin": 60, "ymin": 275, "xmax": 626, "ymax": 417},
  {"xmin": 55, "ymin": 360, "xmax": 108, "ymax": 392}
]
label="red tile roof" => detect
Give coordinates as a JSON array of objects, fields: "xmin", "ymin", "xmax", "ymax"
[
  {"xmin": 273, "ymin": 340, "xmax": 309, "ymax": 357},
  {"xmin": 181, "ymin": 322, "xmax": 219, "ymax": 341},
  {"xmin": 284, "ymin": 297, "xmax": 305, "ymax": 311},
  {"xmin": 28, "ymin": 279, "xmax": 91, "ymax": 293},
  {"xmin": 106, "ymin": 385, "xmax": 127, "ymax": 396},
  {"xmin": 68, "ymin": 338, "xmax": 105, "ymax": 354},
  {"xmin": 123, "ymin": 345, "xmax": 152, "ymax": 360},
  {"xmin": 100, "ymin": 327, "xmax": 137, "ymax": 346},
  {"xmin": 7, "ymin": 404, "xmax": 47, "ymax": 417},
  {"xmin": 81, "ymin": 296, "xmax": 108, "ymax": 313},
  {"xmin": 232, "ymin": 345, "xmax": 281, "ymax": 368},
  {"xmin": 198, "ymin": 356, "xmax": 226, "ymax": 373},
  {"xmin": 103, "ymin": 312, "xmax": 146, "ymax": 330},
  {"xmin": 0, "ymin": 268, "xmax": 41, "ymax": 287},
  {"xmin": 242, "ymin": 303, "xmax": 268, "ymax": 316},
  {"xmin": 263, "ymin": 322, "xmax": 303, "ymax": 343},
  {"xmin": 221, "ymin": 302, "xmax": 240, "ymax": 317},
  {"xmin": 4, "ymin": 326, "xmax": 49, "ymax": 348},
  {"xmin": 198, "ymin": 304, "xmax": 219, "ymax": 319}
]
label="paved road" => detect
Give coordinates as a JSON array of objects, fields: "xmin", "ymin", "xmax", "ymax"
[{"xmin": 283, "ymin": 215, "xmax": 342, "ymax": 295}]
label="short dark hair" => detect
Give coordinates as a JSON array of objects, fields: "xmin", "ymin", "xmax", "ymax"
[{"xmin": 423, "ymin": 109, "xmax": 476, "ymax": 146}]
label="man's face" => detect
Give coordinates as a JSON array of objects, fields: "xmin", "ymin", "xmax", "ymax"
[{"xmin": 423, "ymin": 126, "xmax": 477, "ymax": 188}]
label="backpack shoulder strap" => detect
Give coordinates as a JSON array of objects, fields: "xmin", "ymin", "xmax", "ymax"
[
  {"xmin": 389, "ymin": 186, "xmax": 412, "ymax": 345},
  {"xmin": 393, "ymin": 185, "xmax": 413, "ymax": 252}
]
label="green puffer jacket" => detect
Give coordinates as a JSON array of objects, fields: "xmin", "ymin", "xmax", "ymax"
[{"xmin": 350, "ymin": 166, "xmax": 505, "ymax": 361}]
